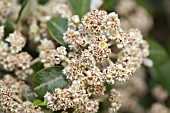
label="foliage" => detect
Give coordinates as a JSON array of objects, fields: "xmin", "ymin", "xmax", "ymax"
[
  {"xmin": 146, "ymin": 38, "xmax": 168, "ymax": 66},
  {"xmin": 67, "ymin": 0, "xmax": 91, "ymax": 18},
  {"xmin": 32, "ymin": 66, "xmax": 68, "ymax": 99},
  {"xmin": 0, "ymin": 0, "xmax": 170, "ymax": 112},
  {"xmin": 47, "ymin": 17, "xmax": 68, "ymax": 46}
]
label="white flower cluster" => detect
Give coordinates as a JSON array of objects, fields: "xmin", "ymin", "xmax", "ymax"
[
  {"xmin": 38, "ymin": 38, "xmax": 68, "ymax": 67},
  {"xmin": 149, "ymin": 103, "xmax": 170, "ymax": 113},
  {"xmin": 44, "ymin": 78, "xmax": 99, "ymax": 113},
  {"xmin": 2, "ymin": 74, "xmax": 32, "ymax": 103},
  {"xmin": 0, "ymin": 80, "xmax": 43, "ymax": 113},
  {"xmin": 44, "ymin": 9, "xmax": 151, "ymax": 112},
  {"xmin": 38, "ymin": 0, "xmax": 72, "ymax": 18},
  {"xmin": 116, "ymin": 0, "xmax": 153, "ymax": 34},
  {"xmin": 29, "ymin": 0, "xmax": 72, "ymax": 42},
  {"xmin": 109, "ymin": 88, "xmax": 122, "ymax": 112},
  {"xmin": 0, "ymin": 0, "xmax": 11, "ymax": 21},
  {"xmin": 38, "ymin": 38, "xmax": 55, "ymax": 67},
  {"xmin": 0, "ymin": 29, "xmax": 33, "ymax": 80}
]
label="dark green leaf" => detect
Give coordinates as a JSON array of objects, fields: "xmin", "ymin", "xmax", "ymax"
[
  {"xmin": 146, "ymin": 38, "xmax": 168, "ymax": 66},
  {"xmin": 16, "ymin": 0, "xmax": 29, "ymax": 23},
  {"xmin": 4, "ymin": 18, "xmax": 15, "ymax": 38},
  {"xmin": 0, "ymin": 65, "xmax": 11, "ymax": 78},
  {"xmin": 99, "ymin": 0, "xmax": 117, "ymax": 12},
  {"xmin": 16, "ymin": 0, "xmax": 37, "ymax": 23},
  {"xmin": 47, "ymin": 17, "xmax": 68, "ymax": 46},
  {"xmin": 149, "ymin": 59, "xmax": 170, "ymax": 92},
  {"xmin": 21, "ymin": 85, "xmax": 35, "ymax": 102},
  {"xmin": 33, "ymin": 99, "xmax": 46, "ymax": 106},
  {"xmin": 104, "ymin": 82, "xmax": 112, "ymax": 94},
  {"xmin": 0, "ymin": 70, "xmax": 6, "ymax": 78},
  {"xmin": 38, "ymin": 0, "xmax": 49, "ymax": 5},
  {"xmin": 32, "ymin": 66, "xmax": 68, "ymax": 99},
  {"xmin": 166, "ymin": 37, "xmax": 170, "ymax": 55},
  {"xmin": 67, "ymin": 0, "xmax": 91, "ymax": 18},
  {"xmin": 31, "ymin": 61, "xmax": 44, "ymax": 77},
  {"xmin": 98, "ymin": 102, "xmax": 110, "ymax": 113}
]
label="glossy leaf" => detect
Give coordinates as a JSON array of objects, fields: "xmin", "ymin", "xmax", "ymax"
[
  {"xmin": 32, "ymin": 66, "xmax": 68, "ymax": 99},
  {"xmin": 67, "ymin": 0, "xmax": 91, "ymax": 18},
  {"xmin": 38, "ymin": 0, "xmax": 49, "ymax": 5},
  {"xmin": 4, "ymin": 18, "xmax": 15, "ymax": 38},
  {"xmin": 98, "ymin": 102, "xmax": 110, "ymax": 113},
  {"xmin": 16, "ymin": 0, "xmax": 37, "ymax": 23},
  {"xmin": 31, "ymin": 61, "xmax": 44, "ymax": 78},
  {"xmin": 47, "ymin": 17, "xmax": 68, "ymax": 46},
  {"xmin": 146, "ymin": 38, "xmax": 168, "ymax": 66},
  {"xmin": 99, "ymin": 0, "xmax": 117, "ymax": 12},
  {"xmin": 149, "ymin": 59, "xmax": 170, "ymax": 92},
  {"xmin": 33, "ymin": 99, "xmax": 46, "ymax": 106},
  {"xmin": 16, "ymin": 0, "xmax": 29, "ymax": 23}
]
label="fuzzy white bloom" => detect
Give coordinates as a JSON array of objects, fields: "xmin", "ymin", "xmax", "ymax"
[
  {"xmin": 45, "ymin": 9, "xmax": 151, "ymax": 112},
  {"xmin": 6, "ymin": 31, "xmax": 26, "ymax": 54},
  {"xmin": 116, "ymin": 0, "xmax": 153, "ymax": 34},
  {"xmin": 0, "ymin": 0, "xmax": 11, "ymax": 20},
  {"xmin": 0, "ymin": 80, "xmax": 43, "ymax": 113}
]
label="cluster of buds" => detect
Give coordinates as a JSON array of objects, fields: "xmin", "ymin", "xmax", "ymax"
[
  {"xmin": 38, "ymin": 38, "xmax": 68, "ymax": 67},
  {"xmin": 152, "ymin": 85, "xmax": 169, "ymax": 103},
  {"xmin": 149, "ymin": 103, "xmax": 170, "ymax": 113},
  {"xmin": 38, "ymin": 38, "xmax": 55, "ymax": 67},
  {"xmin": 117, "ymin": 68, "xmax": 147, "ymax": 113},
  {"xmin": 2, "ymin": 74, "xmax": 25, "ymax": 98},
  {"xmin": 28, "ymin": 0, "xmax": 72, "ymax": 43},
  {"xmin": 44, "ymin": 78, "xmax": 99, "ymax": 113},
  {"xmin": 0, "ymin": 80, "xmax": 43, "ymax": 113},
  {"xmin": 37, "ymin": 0, "xmax": 72, "ymax": 18},
  {"xmin": 0, "ymin": 29, "xmax": 33, "ymax": 80},
  {"xmin": 2, "ymin": 74, "xmax": 33, "ymax": 104},
  {"xmin": 44, "ymin": 9, "xmax": 151, "ymax": 112},
  {"xmin": 0, "ymin": 0, "xmax": 11, "ymax": 21}
]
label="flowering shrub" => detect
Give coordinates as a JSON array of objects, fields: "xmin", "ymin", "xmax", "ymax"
[{"xmin": 0, "ymin": 0, "xmax": 164, "ymax": 113}]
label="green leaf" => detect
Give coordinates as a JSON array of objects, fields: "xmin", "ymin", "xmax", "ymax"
[
  {"xmin": 104, "ymin": 82, "xmax": 112, "ymax": 94},
  {"xmin": 16, "ymin": 0, "xmax": 37, "ymax": 23},
  {"xmin": 67, "ymin": 0, "xmax": 91, "ymax": 18},
  {"xmin": 4, "ymin": 18, "xmax": 15, "ymax": 38},
  {"xmin": 32, "ymin": 66, "xmax": 68, "ymax": 99},
  {"xmin": 146, "ymin": 38, "xmax": 168, "ymax": 66},
  {"xmin": 98, "ymin": 102, "xmax": 110, "ymax": 113},
  {"xmin": 30, "ymin": 60, "xmax": 44, "ymax": 77},
  {"xmin": 0, "ymin": 69, "xmax": 7, "ymax": 78},
  {"xmin": 33, "ymin": 99, "xmax": 46, "ymax": 106},
  {"xmin": 16, "ymin": 0, "xmax": 29, "ymax": 23},
  {"xmin": 149, "ymin": 59, "xmax": 170, "ymax": 92},
  {"xmin": 21, "ymin": 85, "xmax": 35, "ymax": 102},
  {"xmin": 38, "ymin": 0, "xmax": 49, "ymax": 5},
  {"xmin": 47, "ymin": 17, "xmax": 68, "ymax": 46},
  {"xmin": 166, "ymin": 37, "xmax": 170, "ymax": 55},
  {"xmin": 99, "ymin": 0, "xmax": 117, "ymax": 12}
]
